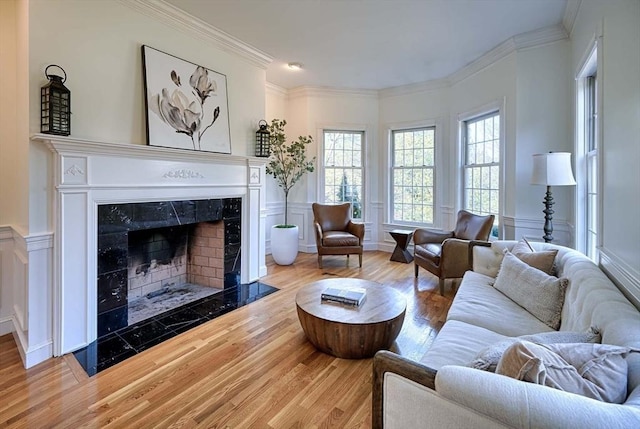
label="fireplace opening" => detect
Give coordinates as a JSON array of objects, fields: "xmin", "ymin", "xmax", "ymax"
[
  {"xmin": 126, "ymin": 223, "xmax": 226, "ymax": 325},
  {"xmin": 97, "ymin": 198, "xmax": 242, "ymax": 337}
]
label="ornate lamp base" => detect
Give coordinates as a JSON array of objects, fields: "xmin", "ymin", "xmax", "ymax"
[{"xmin": 542, "ymin": 185, "xmax": 554, "ymax": 243}]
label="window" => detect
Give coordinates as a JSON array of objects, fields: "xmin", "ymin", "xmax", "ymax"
[
  {"xmin": 391, "ymin": 127, "xmax": 435, "ymax": 225},
  {"xmin": 322, "ymin": 130, "xmax": 363, "ymax": 219},
  {"xmin": 576, "ymin": 44, "xmax": 598, "ymax": 261},
  {"xmin": 585, "ymin": 73, "xmax": 598, "ymax": 259},
  {"xmin": 462, "ymin": 112, "xmax": 500, "ymax": 237}
]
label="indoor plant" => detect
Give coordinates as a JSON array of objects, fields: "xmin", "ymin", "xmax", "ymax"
[{"xmin": 266, "ymin": 119, "xmax": 315, "ymax": 265}]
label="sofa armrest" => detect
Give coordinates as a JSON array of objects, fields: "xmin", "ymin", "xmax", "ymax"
[
  {"xmin": 372, "ymin": 351, "xmax": 437, "ymax": 428},
  {"xmin": 436, "ymin": 365, "xmax": 640, "ymax": 429}
]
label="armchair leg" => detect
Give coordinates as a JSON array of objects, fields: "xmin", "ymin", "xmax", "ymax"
[
  {"xmin": 439, "ymin": 278, "xmax": 445, "ymax": 296},
  {"xmin": 318, "ymin": 254, "xmax": 323, "ymax": 269},
  {"xmin": 359, "ymin": 254, "xmax": 362, "ymax": 267},
  {"xmin": 414, "ymin": 263, "xmax": 419, "ymax": 278}
]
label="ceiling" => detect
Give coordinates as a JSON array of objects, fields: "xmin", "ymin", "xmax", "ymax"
[{"xmin": 165, "ymin": 0, "xmax": 568, "ymax": 90}]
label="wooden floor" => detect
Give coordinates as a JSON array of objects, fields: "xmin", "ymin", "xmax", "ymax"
[{"xmin": 0, "ymin": 251, "xmax": 454, "ymax": 428}]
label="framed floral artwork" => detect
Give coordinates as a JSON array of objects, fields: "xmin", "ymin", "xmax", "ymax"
[{"xmin": 142, "ymin": 45, "xmax": 231, "ymax": 154}]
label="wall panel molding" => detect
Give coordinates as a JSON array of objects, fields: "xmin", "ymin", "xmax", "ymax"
[{"xmin": 600, "ymin": 248, "xmax": 640, "ymax": 310}]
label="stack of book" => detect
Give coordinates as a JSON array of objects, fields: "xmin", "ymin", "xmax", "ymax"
[{"xmin": 320, "ymin": 287, "xmax": 367, "ymax": 307}]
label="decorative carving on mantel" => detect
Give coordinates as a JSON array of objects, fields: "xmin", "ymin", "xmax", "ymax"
[
  {"xmin": 249, "ymin": 167, "xmax": 260, "ymax": 185},
  {"xmin": 65, "ymin": 164, "xmax": 85, "ymax": 176},
  {"xmin": 163, "ymin": 169, "xmax": 205, "ymax": 179}
]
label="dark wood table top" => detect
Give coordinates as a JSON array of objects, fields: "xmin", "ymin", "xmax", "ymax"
[{"xmin": 295, "ymin": 278, "xmax": 406, "ymax": 325}]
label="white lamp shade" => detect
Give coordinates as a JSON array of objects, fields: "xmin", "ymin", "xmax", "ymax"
[{"xmin": 531, "ymin": 152, "xmax": 576, "ymax": 186}]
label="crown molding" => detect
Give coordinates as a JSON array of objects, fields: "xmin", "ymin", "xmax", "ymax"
[
  {"xmin": 266, "ymin": 82, "xmax": 288, "ymax": 98},
  {"xmin": 513, "ymin": 24, "xmax": 568, "ymax": 50},
  {"xmin": 287, "ymin": 86, "xmax": 378, "ymax": 100},
  {"xmin": 447, "ymin": 38, "xmax": 517, "ymax": 85},
  {"xmin": 563, "ymin": 0, "xmax": 583, "ymax": 37},
  {"xmin": 445, "ymin": 24, "xmax": 567, "ymax": 86},
  {"xmin": 118, "ymin": 0, "xmax": 273, "ymax": 69},
  {"xmin": 379, "ymin": 78, "xmax": 450, "ymax": 99}
]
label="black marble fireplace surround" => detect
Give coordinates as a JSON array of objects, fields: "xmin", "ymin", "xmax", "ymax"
[{"xmin": 97, "ymin": 198, "xmax": 242, "ymax": 337}]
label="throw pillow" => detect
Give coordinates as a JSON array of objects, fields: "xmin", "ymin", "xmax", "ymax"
[
  {"xmin": 511, "ymin": 238, "xmax": 558, "ymax": 275},
  {"xmin": 468, "ymin": 328, "xmax": 601, "ymax": 372},
  {"xmin": 493, "ymin": 251, "xmax": 568, "ymax": 330},
  {"xmin": 496, "ymin": 340, "xmax": 636, "ymax": 404}
]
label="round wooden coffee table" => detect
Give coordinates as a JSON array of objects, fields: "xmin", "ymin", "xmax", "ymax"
[{"xmin": 295, "ymin": 278, "xmax": 406, "ymax": 359}]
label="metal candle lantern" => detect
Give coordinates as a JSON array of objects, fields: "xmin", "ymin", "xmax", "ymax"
[
  {"xmin": 41, "ymin": 65, "xmax": 71, "ymax": 136},
  {"xmin": 255, "ymin": 120, "xmax": 270, "ymax": 157}
]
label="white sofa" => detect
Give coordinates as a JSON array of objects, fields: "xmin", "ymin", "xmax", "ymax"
[{"xmin": 373, "ymin": 241, "xmax": 640, "ymax": 428}]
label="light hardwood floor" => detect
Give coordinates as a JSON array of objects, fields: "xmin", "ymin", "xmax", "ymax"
[{"xmin": 0, "ymin": 251, "xmax": 454, "ymax": 428}]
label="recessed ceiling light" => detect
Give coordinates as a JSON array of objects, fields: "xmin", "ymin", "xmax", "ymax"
[{"xmin": 287, "ymin": 62, "xmax": 303, "ymax": 70}]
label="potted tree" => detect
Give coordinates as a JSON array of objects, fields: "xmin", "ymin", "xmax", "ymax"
[{"xmin": 266, "ymin": 119, "xmax": 315, "ymax": 265}]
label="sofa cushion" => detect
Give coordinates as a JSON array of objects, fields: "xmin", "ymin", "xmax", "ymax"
[
  {"xmin": 511, "ymin": 238, "xmax": 557, "ymax": 275},
  {"xmin": 469, "ymin": 328, "xmax": 601, "ymax": 372},
  {"xmin": 448, "ymin": 271, "xmax": 554, "ymax": 337},
  {"xmin": 496, "ymin": 341, "xmax": 635, "ymax": 404},
  {"xmin": 421, "ymin": 320, "xmax": 509, "ymax": 370},
  {"xmin": 493, "ymin": 252, "xmax": 568, "ymax": 330}
]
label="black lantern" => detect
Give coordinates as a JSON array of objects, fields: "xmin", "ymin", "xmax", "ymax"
[
  {"xmin": 255, "ymin": 120, "xmax": 270, "ymax": 157},
  {"xmin": 41, "ymin": 65, "xmax": 71, "ymax": 136}
]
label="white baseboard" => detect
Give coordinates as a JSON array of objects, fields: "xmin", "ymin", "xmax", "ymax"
[
  {"xmin": 24, "ymin": 340, "xmax": 54, "ymax": 369},
  {"xmin": 0, "ymin": 316, "xmax": 13, "ymax": 336}
]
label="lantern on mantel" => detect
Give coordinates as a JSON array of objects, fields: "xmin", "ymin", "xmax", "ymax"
[
  {"xmin": 255, "ymin": 120, "xmax": 270, "ymax": 157},
  {"xmin": 41, "ymin": 64, "xmax": 71, "ymax": 136}
]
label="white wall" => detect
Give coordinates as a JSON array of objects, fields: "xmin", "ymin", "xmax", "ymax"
[
  {"xmin": 379, "ymin": 83, "xmax": 451, "ymax": 234},
  {"xmin": 264, "ymin": 88, "xmax": 379, "ymax": 252},
  {"xmin": 570, "ymin": 0, "xmax": 640, "ymax": 304},
  {"xmin": 514, "ymin": 40, "xmax": 573, "ymax": 243},
  {"xmin": 0, "ymin": 0, "xmax": 29, "ymax": 232},
  {"xmin": 449, "ymin": 54, "xmax": 518, "ymax": 235}
]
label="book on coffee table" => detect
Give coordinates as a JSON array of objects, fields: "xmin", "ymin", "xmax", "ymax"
[{"xmin": 321, "ymin": 287, "xmax": 367, "ymax": 307}]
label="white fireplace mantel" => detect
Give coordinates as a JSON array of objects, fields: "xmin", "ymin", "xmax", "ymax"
[{"xmin": 32, "ymin": 134, "xmax": 267, "ymax": 356}]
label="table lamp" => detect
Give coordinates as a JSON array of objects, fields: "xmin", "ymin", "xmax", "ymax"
[{"xmin": 531, "ymin": 152, "xmax": 576, "ymax": 243}]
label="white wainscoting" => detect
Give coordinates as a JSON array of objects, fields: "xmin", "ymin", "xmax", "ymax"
[
  {"xmin": 0, "ymin": 226, "xmax": 54, "ymax": 367},
  {"xmin": 503, "ymin": 216, "xmax": 574, "ymax": 247}
]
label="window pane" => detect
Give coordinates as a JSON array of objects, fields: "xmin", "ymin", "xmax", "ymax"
[
  {"xmin": 391, "ymin": 126, "xmax": 435, "ymax": 224},
  {"xmin": 463, "ymin": 112, "xmax": 500, "ymax": 233},
  {"xmin": 323, "ymin": 131, "xmax": 364, "ymax": 219}
]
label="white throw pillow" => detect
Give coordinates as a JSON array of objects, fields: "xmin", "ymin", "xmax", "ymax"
[
  {"xmin": 493, "ymin": 251, "xmax": 568, "ymax": 330},
  {"xmin": 496, "ymin": 340, "xmax": 636, "ymax": 404},
  {"xmin": 468, "ymin": 328, "xmax": 601, "ymax": 372}
]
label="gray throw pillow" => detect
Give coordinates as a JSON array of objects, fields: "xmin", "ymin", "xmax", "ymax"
[
  {"xmin": 496, "ymin": 340, "xmax": 637, "ymax": 404},
  {"xmin": 511, "ymin": 238, "xmax": 558, "ymax": 275},
  {"xmin": 468, "ymin": 328, "xmax": 601, "ymax": 372},
  {"xmin": 493, "ymin": 251, "xmax": 568, "ymax": 329}
]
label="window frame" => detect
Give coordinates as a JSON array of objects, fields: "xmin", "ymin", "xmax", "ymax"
[
  {"xmin": 389, "ymin": 125, "xmax": 437, "ymax": 227},
  {"xmin": 575, "ymin": 39, "xmax": 602, "ymax": 261},
  {"xmin": 457, "ymin": 102, "xmax": 505, "ymax": 238},
  {"xmin": 319, "ymin": 128, "xmax": 366, "ymax": 221}
]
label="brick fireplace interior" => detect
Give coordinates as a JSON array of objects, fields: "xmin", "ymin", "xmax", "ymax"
[{"xmin": 97, "ymin": 198, "xmax": 242, "ymax": 337}]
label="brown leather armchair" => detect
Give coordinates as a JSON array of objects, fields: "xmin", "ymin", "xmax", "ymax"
[
  {"xmin": 414, "ymin": 210, "xmax": 495, "ymax": 295},
  {"xmin": 312, "ymin": 202, "xmax": 365, "ymax": 268}
]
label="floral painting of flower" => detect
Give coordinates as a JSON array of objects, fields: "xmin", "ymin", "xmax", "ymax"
[{"xmin": 142, "ymin": 45, "xmax": 231, "ymax": 154}]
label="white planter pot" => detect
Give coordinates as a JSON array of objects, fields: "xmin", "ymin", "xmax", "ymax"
[{"xmin": 271, "ymin": 225, "xmax": 299, "ymax": 265}]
